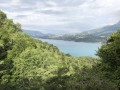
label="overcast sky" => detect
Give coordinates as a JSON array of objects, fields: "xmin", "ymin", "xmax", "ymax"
[{"xmin": 0, "ymin": 0, "xmax": 120, "ymax": 34}]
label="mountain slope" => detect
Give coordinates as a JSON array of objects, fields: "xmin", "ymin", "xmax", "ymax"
[
  {"xmin": 24, "ymin": 30, "xmax": 47, "ymax": 38},
  {"xmin": 82, "ymin": 21, "xmax": 120, "ymax": 37}
]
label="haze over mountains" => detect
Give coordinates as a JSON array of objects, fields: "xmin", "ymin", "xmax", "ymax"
[
  {"xmin": 24, "ymin": 30, "xmax": 47, "ymax": 38},
  {"xmin": 24, "ymin": 21, "xmax": 120, "ymax": 43},
  {"xmin": 24, "ymin": 30, "xmax": 55, "ymax": 38},
  {"xmin": 49, "ymin": 20, "xmax": 120, "ymax": 42}
]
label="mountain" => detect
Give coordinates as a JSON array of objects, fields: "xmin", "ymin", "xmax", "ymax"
[
  {"xmin": 82, "ymin": 21, "xmax": 120, "ymax": 37},
  {"xmin": 24, "ymin": 30, "xmax": 47, "ymax": 38},
  {"xmin": 43, "ymin": 21, "xmax": 120, "ymax": 43}
]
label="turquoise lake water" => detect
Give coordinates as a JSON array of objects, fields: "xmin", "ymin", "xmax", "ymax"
[{"xmin": 39, "ymin": 39, "xmax": 101, "ymax": 58}]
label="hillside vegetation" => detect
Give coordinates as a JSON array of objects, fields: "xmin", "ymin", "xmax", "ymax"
[{"xmin": 0, "ymin": 10, "xmax": 119, "ymax": 90}]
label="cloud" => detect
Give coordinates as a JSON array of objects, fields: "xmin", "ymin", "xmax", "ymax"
[
  {"xmin": 0, "ymin": 0, "xmax": 10, "ymax": 3},
  {"xmin": 15, "ymin": 15, "xmax": 28, "ymax": 18},
  {"xmin": 1, "ymin": 0, "xmax": 120, "ymax": 34}
]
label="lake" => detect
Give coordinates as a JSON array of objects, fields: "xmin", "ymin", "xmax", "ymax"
[{"xmin": 39, "ymin": 39, "xmax": 101, "ymax": 58}]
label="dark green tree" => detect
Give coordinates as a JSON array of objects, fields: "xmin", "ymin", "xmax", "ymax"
[
  {"xmin": 97, "ymin": 30, "xmax": 120, "ymax": 88},
  {"xmin": 0, "ymin": 10, "xmax": 22, "ymax": 87}
]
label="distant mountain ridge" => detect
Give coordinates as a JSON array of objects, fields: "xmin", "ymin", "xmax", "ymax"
[
  {"xmin": 24, "ymin": 21, "xmax": 120, "ymax": 43},
  {"xmin": 82, "ymin": 21, "xmax": 120, "ymax": 37},
  {"xmin": 23, "ymin": 30, "xmax": 47, "ymax": 38},
  {"xmin": 44, "ymin": 21, "xmax": 120, "ymax": 43}
]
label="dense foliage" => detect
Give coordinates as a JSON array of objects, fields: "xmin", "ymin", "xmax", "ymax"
[
  {"xmin": 0, "ymin": 10, "xmax": 118, "ymax": 90},
  {"xmin": 97, "ymin": 30, "xmax": 120, "ymax": 88}
]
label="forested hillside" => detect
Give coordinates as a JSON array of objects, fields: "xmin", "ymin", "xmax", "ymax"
[{"xmin": 0, "ymin": 10, "xmax": 119, "ymax": 90}]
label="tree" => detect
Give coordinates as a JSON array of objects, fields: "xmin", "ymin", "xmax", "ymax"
[
  {"xmin": 97, "ymin": 30, "xmax": 120, "ymax": 87},
  {"xmin": 0, "ymin": 10, "xmax": 22, "ymax": 86}
]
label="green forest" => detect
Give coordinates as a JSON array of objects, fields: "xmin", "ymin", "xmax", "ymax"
[{"xmin": 0, "ymin": 10, "xmax": 120, "ymax": 90}]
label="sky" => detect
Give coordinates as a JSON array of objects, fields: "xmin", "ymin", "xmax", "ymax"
[{"xmin": 0, "ymin": 0, "xmax": 120, "ymax": 34}]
